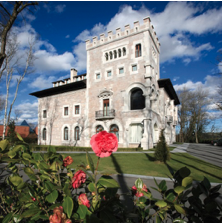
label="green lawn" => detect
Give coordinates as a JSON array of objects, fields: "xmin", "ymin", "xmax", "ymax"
[{"xmin": 61, "ymin": 152, "xmax": 222, "ymax": 183}]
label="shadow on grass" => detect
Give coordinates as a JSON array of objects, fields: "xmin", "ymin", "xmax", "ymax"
[
  {"xmin": 170, "ymin": 154, "xmax": 222, "ymax": 181},
  {"xmin": 110, "ymin": 154, "xmax": 134, "ymax": 211},
  {"xmin": 144, "ymin": 153, "xmax": 155, "ymax": 162},
  {"xmin": 173, "ymin": 153, "xmax": 222, "ymax": 170}
]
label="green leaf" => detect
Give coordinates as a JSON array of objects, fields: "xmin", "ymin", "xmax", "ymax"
[
  {"xmin": 88, "ymin": 182, "xmax": 96, "ymax": 192},
  {"xmin": 77, "ymin": 205, "xmax": 88, "ymax": 219},
  {"xmin": 21, "ymin": 208, "xmax": 41, "ymax": 218},
  {"xmin": 24, "ymin": 167, "xmax": 35, "ymax": 175},
  {"xmin": 156, "ymin": 215, "xmax": 161, "ymax": 223},
  {"xmin": 86, "ymin": 151, "xmax": 95, "ymax": 174},
  {"xmin": 2, "ymin": 212, "xmax": 13, "ymax": 223},
  {"xmin": 9, "ymin": 175, "xmax": 23, "ymax": 186},
  {"xmin": 182, "ymin": 177, "xmax": 193, "ymax": 188},
  {"xmin": 174, "ymin": 204, "xmax": 186, "ymax": 215},
  {"xmin": 139, "ymin": 196, "xmax": 147, "ymax": 203},
  {"xmin": 46, "ymin": 190, "xmax": 58, "ymax": 203},
  {"xmin": 8, "ymin": 150, "xmax": 17, "ymax": 158},
  {"xmin": 33, "ymin": 153, "xmax": 43, "ymax": 161},
  {"xmin": 173, "ymin": 218, "xmax": 187, "ymax": 223},
  {"xmin": 13, "ymin": 214, "xmax": 22, "ymax": 223},
  {"xmin": 97, "ymin": 176, "xmax": 119, "ymax": 188},
  {"xmin": 63, "ymin": 196, "xmax": 73, "ymax": 219},
  {"xmin": 135, "ymin": 178, "xmax": 143, "ymax": 189},
  {"xmin": 38, "ymin": 162, "xmax": 49, "ymax": 170},
  {"xmin": 209, "ymin": 184, "xmax": 221, "ymax": 194},
  {"xmin": 179, "ymin": 167, "xmax": 190, "ymax": 178},
  {"xmin": 63, "ymin": 183, "xmax": 71, "ymax": 196},
  {"xmin": 0, "ymin": 139, "xmax": 9, "ymax": 151},
  {"xmin": 202, "ymin": 177, "xmax": 211, "ymax": 191},
  {"xmin": 159, "ymin": 180, "xmax": 167, "ymax": 191},
  {"xmin": 45, "ymin": 181, "xmax": 55, "ymax": 192},
  {"xmin": 174, "ymin": 186, "xmax": 185, "ymax": 195},
  {"xmin": 22, "ymin": 153, "xmax": 32, "ymax": 160},
  {"xmin": 155, "ymin": 200, "xmax": 167, "ymax": 208},
  {"xmin": 166, "ymin": 191, "xmax": 177, "ymax": 203},
  {"xmin": 16, "ymin": 132, "xmax": 24, "ymax": 142}
]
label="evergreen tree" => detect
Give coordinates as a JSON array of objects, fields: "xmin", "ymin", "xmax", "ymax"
[
  {"xmin": 7, "ymin": 120, "xmax": 17, "ymax": 143},
  {"xmin": 154, "ymin": 129, "xmax": 170, "ymax": 163}
]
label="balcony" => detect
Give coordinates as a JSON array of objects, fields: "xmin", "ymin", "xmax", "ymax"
[
  {"xmin": 166, "ymin": 115, "xmax": 173, "ymax": 123},
  {"xmin": 95, "ymin": 109, "xmax": 115, "ymax": 120}
]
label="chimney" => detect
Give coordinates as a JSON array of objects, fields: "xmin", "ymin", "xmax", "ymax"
[{"xmin": 70, "ymin": 68, "xmax": 77, "ymax": 82}]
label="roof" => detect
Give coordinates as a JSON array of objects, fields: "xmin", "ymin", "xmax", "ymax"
[
  {"xmin": 30, "ymin": 80, "xmax": 86, "ymax": 98},
  {"xmin": 158, "ymin": 79, "xmax": 180, "ymax": 105}
]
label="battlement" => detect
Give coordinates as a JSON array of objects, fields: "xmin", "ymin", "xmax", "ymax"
[{"xmin": 85, "ymin": 17, "xmax": 160, "ymax": 51}]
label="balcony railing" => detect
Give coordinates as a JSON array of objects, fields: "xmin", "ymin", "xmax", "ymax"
[
  {"xmin": 166, "ymin": 115, "xmax": 173, "ymax": 123},
  {"xmin": 95, "ymin": 109, "xmax": 115, "ymax": 120}
]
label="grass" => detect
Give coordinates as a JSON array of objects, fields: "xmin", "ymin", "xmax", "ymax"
[{"xmin": 60, "ymin": 152, "xmax": 222, "ymax": 183}]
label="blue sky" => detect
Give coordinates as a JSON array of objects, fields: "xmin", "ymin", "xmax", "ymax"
[{"xmin": 0, "ymin": 1, "xmax": 222, "ymax": 131}]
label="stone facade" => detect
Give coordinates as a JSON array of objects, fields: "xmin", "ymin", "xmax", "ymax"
[{"xmin": 31, "ymin": 17, "xmax": 180, "ymax": 149}]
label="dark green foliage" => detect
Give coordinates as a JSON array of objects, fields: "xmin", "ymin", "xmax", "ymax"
[
  {"xmin": 154, "ymin": 129, "xmax": 170, "ymax": 163},
  {"xmin": 31, "ymin": 145, "xmax": 143, "ymax": 152},
  {"xmin": 7, "ymin": 120, "xmax": 17, "ymax": 143}
]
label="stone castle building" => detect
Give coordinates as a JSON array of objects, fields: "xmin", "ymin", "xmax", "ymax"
[{"xmin": 31, "ymin": 17, "xmax": 180, "ymax": 150}]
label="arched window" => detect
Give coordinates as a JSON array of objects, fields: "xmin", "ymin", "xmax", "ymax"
[
  {"xmin": 64, "ymin": 127, "xmax": 68, "ymax": 140},
  {"xmin": 74, "ymin": 126, "xmax": 80, "ymax": 141},
  {"xmin": 123, "ymin": 47, "xmax": 126, "ymax": 56},
  {"xmin": 105, "ymin": 53, "xmax": 108, "ymax": 61},
  {"xmin": 129, "ymin": 124, "xmax": 143, "ymax": 143},
  {"xmin": 96, "ymin": 125, "xmax": 104, "ymax": 134},
  {"xmin": 110, "ymin": 124, "xmax": 119, "ymax": 141},
  {"xmin": 118, "ymin": 49, "xmax": 121, "ymax": 57},
  {"xmin": 42, "ymin": 128, "xmax": 46, "ymax": 141},
  {"xmin": 114, "ymin": 50, "xmax": 117, "ymax": 59},
  {"xmin": 109, "ymin": 51, "xmax": 113, "ymax": 60},
  {"xmin": 130, "ymin": 88, "xmax": 145, "ymax": 110}
]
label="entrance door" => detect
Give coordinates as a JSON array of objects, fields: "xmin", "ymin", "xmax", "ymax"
[{"xmin": 103, "ymin": 99, "xmax": 109, "ymax": 116}]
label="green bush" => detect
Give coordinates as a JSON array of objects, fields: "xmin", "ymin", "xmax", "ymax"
[
  {"xmin": 154, "ymin": 129, "xmax": 170, "ymax": 163},
  {"xmin": 30, "ymin": 145, "xmax": 143, "ymax": 152}
]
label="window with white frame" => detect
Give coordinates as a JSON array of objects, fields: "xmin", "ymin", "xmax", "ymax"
[
  {"xmin": 75, "ymin": 105, "xmax": 80, "ymax": 115},
  {"xmin": 107, "ymin": 70, "xmax": 112, "ymax": 77},
  {"xmin": 64, "ymin": 107, "xmax": 68, "ymax": 116},
  {"xmin": 42, "ymin": 128, "xmax": 46, "ymax": 140},
  {"xmin": 64, "ymin": 127, "xmax": 69, "ymax": 140},
  {"xmin": 132, "ymin": 64, "xmax": 137, "ymax": 72},
  {"xmin": 96, "ymin": 73, "xmax": 100, "ymax": 80},
  {"xmin": 74, "ymin": 126, "xmax": 80, "ymax": 141},
  {"xmin": 119, "ymin": 67, "xmax": 124, "ymax": 74},
  {"xmin": 43, "ymin": 110, "xmax": 47, "ymax": 118}
]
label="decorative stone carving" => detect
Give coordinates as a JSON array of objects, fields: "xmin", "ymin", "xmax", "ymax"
[{"xmin": 98, "ymin": 90, "xmax": 113, "ymax": 98}]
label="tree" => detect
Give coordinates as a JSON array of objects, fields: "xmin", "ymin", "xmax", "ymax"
[
  {"xmin": 0, "ymin": 94, "xmax": 4, "ymax": 113},
  {"xmin": 7, "ymin": 119, "xmax": 17, "ymax": 143},
  {"xmin": 154, "ymin": 129, "xmax": 170, "ymax": 163},
  {"xmin": 2, "ymin": 36, "xmax": 35, "ymax": 140},
  {"xmin": 0, "ymin": 1, "xmax": 38, "ymax": 72}
]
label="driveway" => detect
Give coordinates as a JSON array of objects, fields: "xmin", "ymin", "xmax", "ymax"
[{"xmin": 187, "ymin": 143, "xmax": 222, "ymax": 168}]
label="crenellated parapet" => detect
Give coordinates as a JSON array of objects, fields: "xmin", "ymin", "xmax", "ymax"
[{"xmin": 85, "ymin": 17, "xmax": 160, "ymax": 52}]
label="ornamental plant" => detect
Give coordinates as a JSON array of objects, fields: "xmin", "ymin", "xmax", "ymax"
[{"xmin": 0, "ymin": 131, "xmax": 221, "ymax": 223}]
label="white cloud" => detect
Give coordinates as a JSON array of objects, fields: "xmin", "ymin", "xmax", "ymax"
[
  {"xmin": 14, "ymin": 101, "xmax": 38, "ymax": 124},
  {"xmin": 173, "ymin": 76, "xmax": 180, "ymax": 82},
  {"xmin": 65, "ymin": 35, "xmax": 70, "ymax": 39},
  {"xmin": 29, "ymin": 75, "xmax": 56, "ymax": 90},
  {"xmin": 34, "ymin": 51, "xmax": 75, "ymax": 73},
  {"xmin": 72, "ymin": 2, "xmax": 221, "ymax": 70},
  {"xmin": 55, "ymin": 4, "xmax": 66, "ymax": 13}
]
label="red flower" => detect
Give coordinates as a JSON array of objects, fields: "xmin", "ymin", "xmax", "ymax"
[
  {"xmin": 72, "ymin": 170, "xmax": 86, "ymax": 189},
  {"xmin": 31, "ymin": 197, "xmax": 36, "ymax": 201},
  {"xmin": 49, "ymin": 206, "xmax": 63, "ymax": 223},
  {"xmin": 90, "ymin": 131, "xmax": 118, "ymax": 158},
  {"xmin": 132, "ymin": 184, "xmax": 148, "ymax": 197},
  {"xmin": 131, "ymin": 186, "xmax": 137, "ymax": 196},
  {"xmin": 78, "ymin": 193, "xmax": 90, "ymax": 208},
  {"xmin": 63, "ymin": 156, "xmax": 73, "ymax": 167}
]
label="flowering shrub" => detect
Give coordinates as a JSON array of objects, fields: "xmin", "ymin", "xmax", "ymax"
[{"xmin": 0, "ymin": 131, "xmax": 221, "ymax": 223}]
